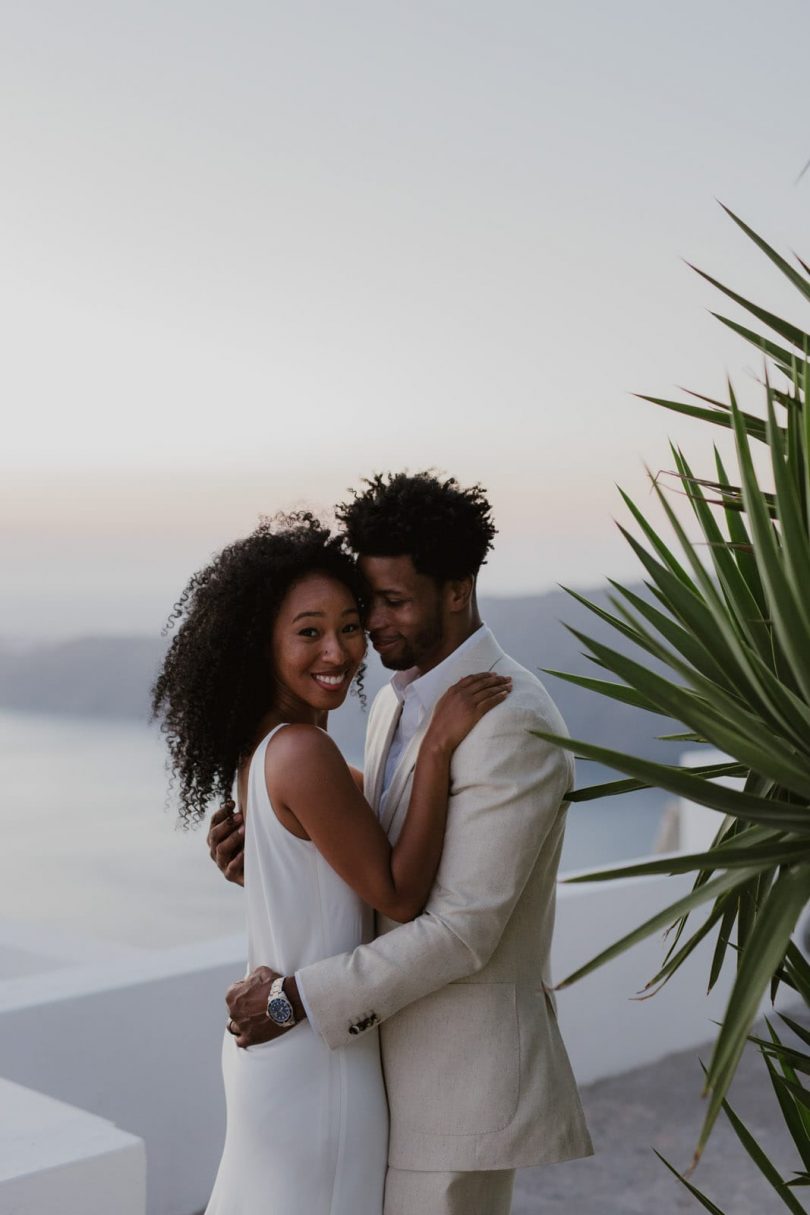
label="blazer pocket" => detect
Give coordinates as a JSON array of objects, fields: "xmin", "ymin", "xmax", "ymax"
[{"xmin": 383, "ymin": 982, "xmax": 519, "ymax": 1136}]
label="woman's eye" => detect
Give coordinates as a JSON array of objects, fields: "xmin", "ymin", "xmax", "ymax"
[
  {"xmin": 343, "ymin": 622, "xmax": 361, "ymax": 634},
  {"xmin": 298, "ymin": 627, "xmax": 319, "ymax": 638}
]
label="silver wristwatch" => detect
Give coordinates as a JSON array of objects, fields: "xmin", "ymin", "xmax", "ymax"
[{"xmin": 266, "ymin": 976, "xmax": 296, "ymax": 1029}]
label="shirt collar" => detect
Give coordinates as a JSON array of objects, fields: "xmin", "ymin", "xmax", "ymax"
[{"xmin": 389, "ymin": 624, "xmax": 491, "ymax": 713}]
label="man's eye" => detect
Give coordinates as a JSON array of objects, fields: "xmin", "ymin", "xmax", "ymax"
[{"xmin": 385, "ymin": 599, "xmax": 404, "ymax": 608}]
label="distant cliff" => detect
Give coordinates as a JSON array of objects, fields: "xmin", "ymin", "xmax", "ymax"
[
  {"xmin": 0, "ymin": 635, "xmax": 167, "ymax": 719},
  {"xmin": 0, "ymin": 587, "xmax": 681, "ymax": 762}
]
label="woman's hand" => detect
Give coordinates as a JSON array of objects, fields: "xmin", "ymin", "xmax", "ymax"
[{"xmin": 425, "ymin": 672, "xmax": 511, "ymax": 754}]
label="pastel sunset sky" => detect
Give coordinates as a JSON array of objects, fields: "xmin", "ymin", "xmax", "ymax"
[{"xmin": 3, "ymin": 0, "xmax": 808, "ymax": 637}]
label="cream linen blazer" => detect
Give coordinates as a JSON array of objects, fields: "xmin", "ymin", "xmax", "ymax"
[{"xmin": 297, "ymin": 629, "xmax": 593, "ymax": 1171}]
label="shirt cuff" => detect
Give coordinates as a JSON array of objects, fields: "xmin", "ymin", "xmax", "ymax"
[{"xmin": 294, "ymin": 970, "xmax": 322, "ymax": 1037}]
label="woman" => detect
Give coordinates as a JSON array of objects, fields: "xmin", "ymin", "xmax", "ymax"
[{"xmin": 151, "ymin": 513, "xmax": 509, "ymax": 1215}]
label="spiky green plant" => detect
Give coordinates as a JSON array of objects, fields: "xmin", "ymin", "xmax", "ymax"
[{"xmin": 535, "ymin": 206, "xmax": 810, "ymax": 1207}]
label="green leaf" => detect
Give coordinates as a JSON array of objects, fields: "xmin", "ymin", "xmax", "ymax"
[
  {"xmin": 699, "ymin": 865, "xmax": 810, "ymax": 1157},
  {"xmin": 775, "ymin": 943, "xmax": 810, "ymax": 1005},
  {"xmin": 617, "ymin": 487, "xmax": 698, "ymax": 588},
  {"xmin": 780, "ymin": 1013, "xmax": 810, "ymax": 1051},
  {"xmin": 638, "ymin": 393, "xmax": 768, "ymax": 443},
  {"xmin": 653, "ymin": 1151, "xmax": 728, "ymax": 1214},
  {"xmin": 718, "ymin": 1084, "xmax": 807, "ymax": 1213},
  {"xmin": 563, "ymin": 837, "xmax": 807, "ymax": 884},
  {"xmin": 546, "ymin": 629, "xmax": 810, "ymax": 802},
  {"xmin": 720, "ymin": 204, "xmax": 810, "ymax": 306},
  {"xmin": 568, "ymin": 760, "xmax": 746, "ymax": 805},
  {"xmin": 672, "ymin": 446, "xmax": 767, "ymax": 655},
  {"xmin": 690, "ymin": 263, "xmax": 810, "ymax": 356},
  {"xmin": 555, "ymin": 864, "xmax": 769, "ymax": 991},
  {"xmin": 648, "ymin": 444, "xmax": 783, "ymax": 676},
  {"xmin": 801, "ymin": 363, "xmax": 810, "ymax": 534},
  {"xmin": 765, "ymin": 394, "xmax": 810, "ymax": 647},
  {"xmin": 641, "ymin": 901, "xmax": 729, "ymax": 995},
  {"xmin": 567, "ymin": 775, "xmax": 652, "ymax": 801},
  {"xmin": 614, "ymin": 526, "xmax": 749, "ymax": 681},
  {"xmin": 763, "ymin": 1020, "xmax": 810, "ymax": 1168},
  {"xmin": 749, "ymin": 1033, "xmax": 810, "ymax": 1075},
  {"xmin": 763, "ymin": 1053, "xmax": 810, "ymax": 1175},
  {"xmin": 709, "ymin": 899, "xmax": 739, "ymax": 992},
  {"xmin": 713, "ymin": 312, "xmax": 795, "ymax": 375},
  {"xmin": 732, "ymin": 394, "xmax": 810, "ymax": 705},
  {"xmin": 773, "ymin": 1076, "xmax": 810, "ymax": 1114},
  {"xmin": 645, "ymin": 453, "xmax": 810, "ymax": 744},
  {"xmin": 626, "ymin": 470, "xmax": 792, "ymax": 721},
  {"xmin": 609, "ymin": 575, "xmax": 740, "ymax": 696},
  {"xmin": 541, "ymin": 667, "xmax": 665, "ymax": 715},
  {"xmin": 714, "ymin": 446, "xmax": 767, "ymax": 618},
  {"xmin": 532, "ymin": 731, "xmax": 810, "ymax": 833}
]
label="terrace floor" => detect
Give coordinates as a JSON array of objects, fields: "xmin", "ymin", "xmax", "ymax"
[{"xmin": 514, "ymin": 1013, "xmax": 805, "ymax": 1214}]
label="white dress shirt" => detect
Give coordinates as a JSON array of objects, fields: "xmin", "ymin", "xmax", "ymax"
[{"xmin": 380, "ymin": 624, "xmax": 489, "ymax": 811}]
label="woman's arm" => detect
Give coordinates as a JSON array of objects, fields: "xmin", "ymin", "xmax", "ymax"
[{"xmin": 266, "ymin": 673, "xmax": 510, "ymax": 922}]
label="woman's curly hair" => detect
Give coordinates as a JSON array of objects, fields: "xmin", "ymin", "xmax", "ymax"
[
  {"xmin": 151, "ymin": 512, "xmax": 366, "ymax": 826},
  {"xmin": 336, "ymin": 471, "xmax": 497, "ymax": 581}
]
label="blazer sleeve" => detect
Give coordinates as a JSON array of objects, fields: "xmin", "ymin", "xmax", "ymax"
[{"xmin": 296, "ymin": 701, "xmax": 572, "ymax": 1050}]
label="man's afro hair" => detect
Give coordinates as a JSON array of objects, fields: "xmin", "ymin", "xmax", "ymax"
[{"xmin": 336, "ymin": 471, "xmax": 496, "ymax": 581}]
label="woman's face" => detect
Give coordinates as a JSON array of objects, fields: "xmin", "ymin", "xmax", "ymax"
[{"xmin": 270, "ymin": 572, "xmax": 366, "ymax": 718}]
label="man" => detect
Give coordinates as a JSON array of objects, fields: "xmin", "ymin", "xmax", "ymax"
[{"xmin": 209, "ymin": 471, "xmax": 592, "ymax": 1215}]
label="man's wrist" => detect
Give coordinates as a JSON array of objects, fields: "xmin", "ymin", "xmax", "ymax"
[{"xmin": 283, "ymin": 976, "xmax": 307, "ymax": 1024}]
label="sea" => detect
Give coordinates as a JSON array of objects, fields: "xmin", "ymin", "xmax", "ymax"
[{"xmin": 0, "ymin": 707, "xmax": 672, "ymax": 952}]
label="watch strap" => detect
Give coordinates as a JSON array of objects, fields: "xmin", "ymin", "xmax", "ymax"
[{"xmin": 266, "ymin": 976, "xmax": 296, "ymax": 1028}]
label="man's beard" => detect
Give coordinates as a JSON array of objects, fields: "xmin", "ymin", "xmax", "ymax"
[{"xmin": 379, "ymin": 611, "xmax": 444, "ymax": 671}]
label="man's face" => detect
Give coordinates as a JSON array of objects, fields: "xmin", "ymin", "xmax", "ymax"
[{"xmin": 360, "ymin": 555, "xmax": 446, "ymax": 673}]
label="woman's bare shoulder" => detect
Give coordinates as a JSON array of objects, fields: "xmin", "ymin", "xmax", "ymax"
[{"xmin": 265, "ymin": 723, "xmax": 344, "ymax": 773}]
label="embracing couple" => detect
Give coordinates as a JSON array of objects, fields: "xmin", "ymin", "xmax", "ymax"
[{"xmin": 152, "ymin": 471, "xmax": 592, "ymax": 1215}]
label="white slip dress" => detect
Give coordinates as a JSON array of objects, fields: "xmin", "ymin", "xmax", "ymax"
[{"xmin": 205, "ymin": 724, "xmax": 389, "ymax": 1215}]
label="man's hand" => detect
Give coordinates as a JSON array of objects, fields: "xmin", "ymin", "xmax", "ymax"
[
  {"xmin": 226, "ymin": 965, "xmax": 282, "ymax": 1048},
  {"xmin": 225, "ymin": 966, "xmax": 306, "ymax": 1048},
  {"xmin": 208, "ymin": 801, "xmax": 245, "ymax": 886}
]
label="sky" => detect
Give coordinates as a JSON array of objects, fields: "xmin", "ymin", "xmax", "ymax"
[{"xmin": 3, "ymin": 0, "xmax": 809, "ymax": 638}]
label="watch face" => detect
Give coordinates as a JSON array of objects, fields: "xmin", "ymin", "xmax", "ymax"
[{"xmin": 268, "ymin": 996, "xmax": 293, "ymax": 1025}]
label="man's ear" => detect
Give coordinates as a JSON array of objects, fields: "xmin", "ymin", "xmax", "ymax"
[{"xmin": 445, "ymin": 576, "xmax": 474, "ymax": 613}]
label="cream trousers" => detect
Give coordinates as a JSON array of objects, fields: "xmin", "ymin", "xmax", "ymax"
[{"xmin": 383, "ymin": 1166, "xmax": 515, "ymax": 1215}]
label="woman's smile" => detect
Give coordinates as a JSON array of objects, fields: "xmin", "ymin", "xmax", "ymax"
[{"xmin": 311, "ymin": 669, "xmax": 351, "ymax": 690}]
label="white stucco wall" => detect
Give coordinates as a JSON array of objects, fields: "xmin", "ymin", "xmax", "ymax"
[
  {"xmin": 552, "ymin": 863, "xmax": 762, "ymax": 1085},
  {"xmin": 0, "ymin": 864, "xmax": 789, "ymax": 1214},
  {"xmin": 0, "ymin": 935, "xmax": 244, "ymax": 1215},
  {"xmin": 0, "ymin": 1077, "xmax": 145, "ymax": 1214}
]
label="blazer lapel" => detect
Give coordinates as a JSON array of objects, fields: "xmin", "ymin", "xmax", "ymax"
[{"xmin": 379, "ymin": 715, "xmax": 431, "ymax": 835}]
